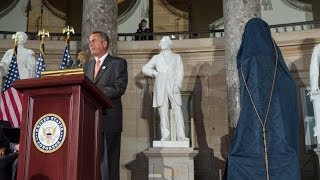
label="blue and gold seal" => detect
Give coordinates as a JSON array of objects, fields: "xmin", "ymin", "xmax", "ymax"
[{"xmin": 33, "ymin": 113, "xmax": 67, "ymax": 153}]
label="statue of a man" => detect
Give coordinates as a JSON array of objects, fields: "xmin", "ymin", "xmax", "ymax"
[
  {"xmin": 309, "ymin": 44, "xmax": 320, "ymax": 143},
  {"xmin": 142, "ymin": 36, "xmax": 189, "ymax": 141},
  {"xmin": 1, "ymin": 31, "xmax": 36, "ymax": 79}
]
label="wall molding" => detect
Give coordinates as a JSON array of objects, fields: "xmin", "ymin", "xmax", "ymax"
[
  {"xmin": 281, "ymin": 0, "xmax": 312, "ymax": 12},
  {"xmin": 160, "ymin": 0, "xmax": 188, "ymax": 19},
  {"xmin": 118, "ymin": 0, "xmax": 140, "ymax": 24},
  {"xmin": 41, "ymin": 0, "xmax": 66, "ymax": 20},
  {"xmin": 0, "ymin": 0, "xmax": 20, "ymax": 18}
]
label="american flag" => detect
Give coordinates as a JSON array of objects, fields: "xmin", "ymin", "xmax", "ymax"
[
  {"xmin": 35, "ymin": 52, "xmax": 46, "ymax": 78},
  {"xmin": 0, "ymin": 53, "xmax": 23, "ymax": 127},
  {"xmin": 60, "ymin": 43, "xmax": 71, "ymax": 69}
]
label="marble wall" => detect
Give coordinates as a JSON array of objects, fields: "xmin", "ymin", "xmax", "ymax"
[
  {"xmin": 0, "ymin": 29, "xmax": 319, "ymax": 179},
  {"xmin": 27, "ymin": 0, "xmax": 66, "ymax": 33},
  {"xmin": 153, "ymin": 0, "xmax": 189, "ymax": 32}
]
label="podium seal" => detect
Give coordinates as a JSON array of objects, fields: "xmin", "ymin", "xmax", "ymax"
[{"xmin": 33, "ymin": 113, "xmax": 67, "ymax": 153}]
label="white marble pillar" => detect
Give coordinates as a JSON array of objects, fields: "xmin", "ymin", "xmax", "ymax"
[{"xmin": 144, "ymin": 148, "xmax": 198, "ymax": 180}]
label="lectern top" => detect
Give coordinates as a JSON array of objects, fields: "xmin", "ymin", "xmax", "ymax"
[{"xmin": 13, "ymin": 74, "xmax": 112, "ymax": 108}]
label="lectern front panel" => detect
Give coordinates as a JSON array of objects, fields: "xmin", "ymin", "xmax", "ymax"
[
  {"xmin": 15, "ymin": 75, "xmax": 108, "ymax": 180},
  {"xmin": 22, "ymin": 87, "xmax": 76, "ymax": 179}
]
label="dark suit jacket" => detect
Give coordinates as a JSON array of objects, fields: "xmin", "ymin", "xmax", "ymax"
[
  {"xmin": 84, "ymin": 54, "xmax": 128, "ymax": 134},
  {"xmin": 135, "ymin": 28, "xmax": 153, "ymax": 40}
]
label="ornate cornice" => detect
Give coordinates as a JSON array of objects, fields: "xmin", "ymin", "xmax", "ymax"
[
  {"xmin": 40, "ymin": 0, "xmax": 139, "ymax": 24},
  {"xmin": 160, "ymin": 0, "xmax": 188, "ymax": 19},
  {"xmin": 0, "ymin": 0, "xmax": 20, "ymax": 18},
  {"xmin": 41, "ymin": 0, "xmax": 66, "ymax": 20},
  {"xmin": 281, "ymin": 0, "xmax": 312, "ymax": 12},
  {"xmin": 118, "ymin": 0, "xmax": 140, "ymax": 24}
]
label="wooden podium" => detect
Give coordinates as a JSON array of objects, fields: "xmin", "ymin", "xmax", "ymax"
[{"xmin": 13, "ymin": 74, "xmax": 112, "ymax": 180}]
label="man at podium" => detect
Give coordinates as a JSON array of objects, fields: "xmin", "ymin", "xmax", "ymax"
[{"xmin": 84, "ymin": 31, "xmax": 128, "ymax": 180}]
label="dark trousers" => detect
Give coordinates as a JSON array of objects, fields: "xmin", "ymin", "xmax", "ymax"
[
  {"xmin": 0, "ymin": 153, "xmax": 18, "ymax": 180},
  {"xmin": 102, "ymin": 133, "xmax": 121, "ymax": 180}
]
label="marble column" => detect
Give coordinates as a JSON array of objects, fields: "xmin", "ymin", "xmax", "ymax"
[
  {"xmin": 222, "ymin": 0, "xmax": 261, "ymax": 128},
  {"xmin": 81, "ymin": 0, "xmax": 118, "ymax": 56},
  {"xmin": 312, "ymin": 0, "xmax": 320, "ymax": 21}
]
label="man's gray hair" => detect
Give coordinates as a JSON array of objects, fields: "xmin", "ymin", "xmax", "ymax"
[{"xmin": 91, "ymin": 31, "xmax": 110, "ymax": 44}]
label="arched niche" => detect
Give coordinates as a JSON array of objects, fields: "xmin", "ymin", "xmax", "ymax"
[{"xmin": 0, "ymin": 0, "xmax": 20, "ymax": 18}]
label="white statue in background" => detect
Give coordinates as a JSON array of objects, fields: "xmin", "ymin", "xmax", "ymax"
[
  {"xmin": 1, "ymin": 31, "xmax": 36, "ymax": 79},
  {"xmin": 142, "ymin": 36, "xmax": 189, "ymax": 141},
  {"xmin": 309, "ymin": 44, "xmax": 320, "ymax": 144}
]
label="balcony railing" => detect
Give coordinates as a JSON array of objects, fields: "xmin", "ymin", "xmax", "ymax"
[
  {"xmin": 269, "ymin": 20, "xmax": 320, "ymax": 33},
  {"xmin": 0, "ymin": 20, "xmax": 320, "ymax": 41}
]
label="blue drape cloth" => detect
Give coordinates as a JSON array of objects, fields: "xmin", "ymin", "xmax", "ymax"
[{"xmin": 226, "ymin": 18, "xmax": 300, "ymax": 180}]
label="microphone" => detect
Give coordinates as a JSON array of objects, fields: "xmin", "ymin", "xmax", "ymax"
[
  {"xmin": 68, "ymin": 59, "xmax": 73, "ymax": 68},
  {"xmin": 73, "ymin": 59, "xmax": 81, "ymax": 68},
  {"xmin": 75, "ymin": 59, "xmax": 80, "ymax": 66}
]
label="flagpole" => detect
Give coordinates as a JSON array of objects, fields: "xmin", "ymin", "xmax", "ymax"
[
  {"xmin": 36, "ymin": 29, "xmax": 49, "ymax": 78},
  {"xmin": 37, "ymin": 29, "xmax": 49, "ymax": 53},
  {"xmin": 11, "ymin": 32, "xmax": 18, "ymax": 56},
  {"xmin": 60, "ymin": 26, "xmax": 75, "ymax": 69},
  {"xmin": 0, "ymin": 33, "xmax": 25, "ymax": 127},
  {"xmin": 63, "ymin": 25, "xmax": 75, "ymax": 48}
]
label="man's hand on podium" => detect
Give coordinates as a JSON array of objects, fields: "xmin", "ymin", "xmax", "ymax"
[{"xmin": 14, "ymin": 144, "xmax": 19, "ymax": 153}]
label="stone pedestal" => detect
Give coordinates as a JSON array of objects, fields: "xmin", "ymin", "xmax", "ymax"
[
  {"xmin": 313, "ymin": 147, "xmax": 320, "ymax": 178},
  {"xmin": 153, "ymin": 141, "xmax": 189, "ymax": 148},
  {"xmin": 144, "ymin": 147, "xmax": 198, "ymax": 180},
  {"xmin": 310, "ymin": 91, "xmax": 320, "ymax": 144}
]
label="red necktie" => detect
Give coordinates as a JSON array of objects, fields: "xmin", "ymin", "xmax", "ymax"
[{"xmin": 94, "ymin": 59, "xmax": 101, "ymax": 79}]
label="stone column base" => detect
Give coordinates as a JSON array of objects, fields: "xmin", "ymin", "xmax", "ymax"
[{"xmin": 144, "ymin": 147, "xmax": 198, "ymax": 180}]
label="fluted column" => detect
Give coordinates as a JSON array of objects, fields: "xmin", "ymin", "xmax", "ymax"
[
  {"xmin": 223, "ymin": 0, "xmax": 261, "ymax": 128},
  {"xmin": 81, "ymin": 0, "xmax": 118, "ymax": 56}
]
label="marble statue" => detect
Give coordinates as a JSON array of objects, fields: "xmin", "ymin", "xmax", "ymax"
[
  {"xmin": 142, "ymin": 36, "xmax": 189, "ymax": 141},
  {"xmin": 1, "ymin": 31, "xmax": 36, "ymax": 79},
  {"xmin": 310, "ymin": 44, "xmax": 320, "ymax": 144}
]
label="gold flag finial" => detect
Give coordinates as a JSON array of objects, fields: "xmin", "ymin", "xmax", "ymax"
[
  {"xmin": 11, "ymin": 32, "xmax": 20, "ymax": 55},
  {"xmin": 62, "ymin": 26, "xmax": 75, "ymax": 41},
  {"xmin": 11, "ymin": 32, "xmax": 19, "ymax": 46},
  {"xmin": 37, "ymin": 29, "xmax": 50, "ymax": 43}
]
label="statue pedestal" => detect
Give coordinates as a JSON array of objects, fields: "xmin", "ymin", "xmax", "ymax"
[
  {"xmin": 313, "ymin": 147, "xmax": 320, "ymax": 177},
  {"xmin": 144, "ymin": 147, "xmax": 197, "ymax": 180},
  {"xmin": 310, "ymin": 91, "xmax": 320, "ymax": 144},
  {"xmin": 153, "ymin": 140, "xmax": 189, "ymax": 148}
]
